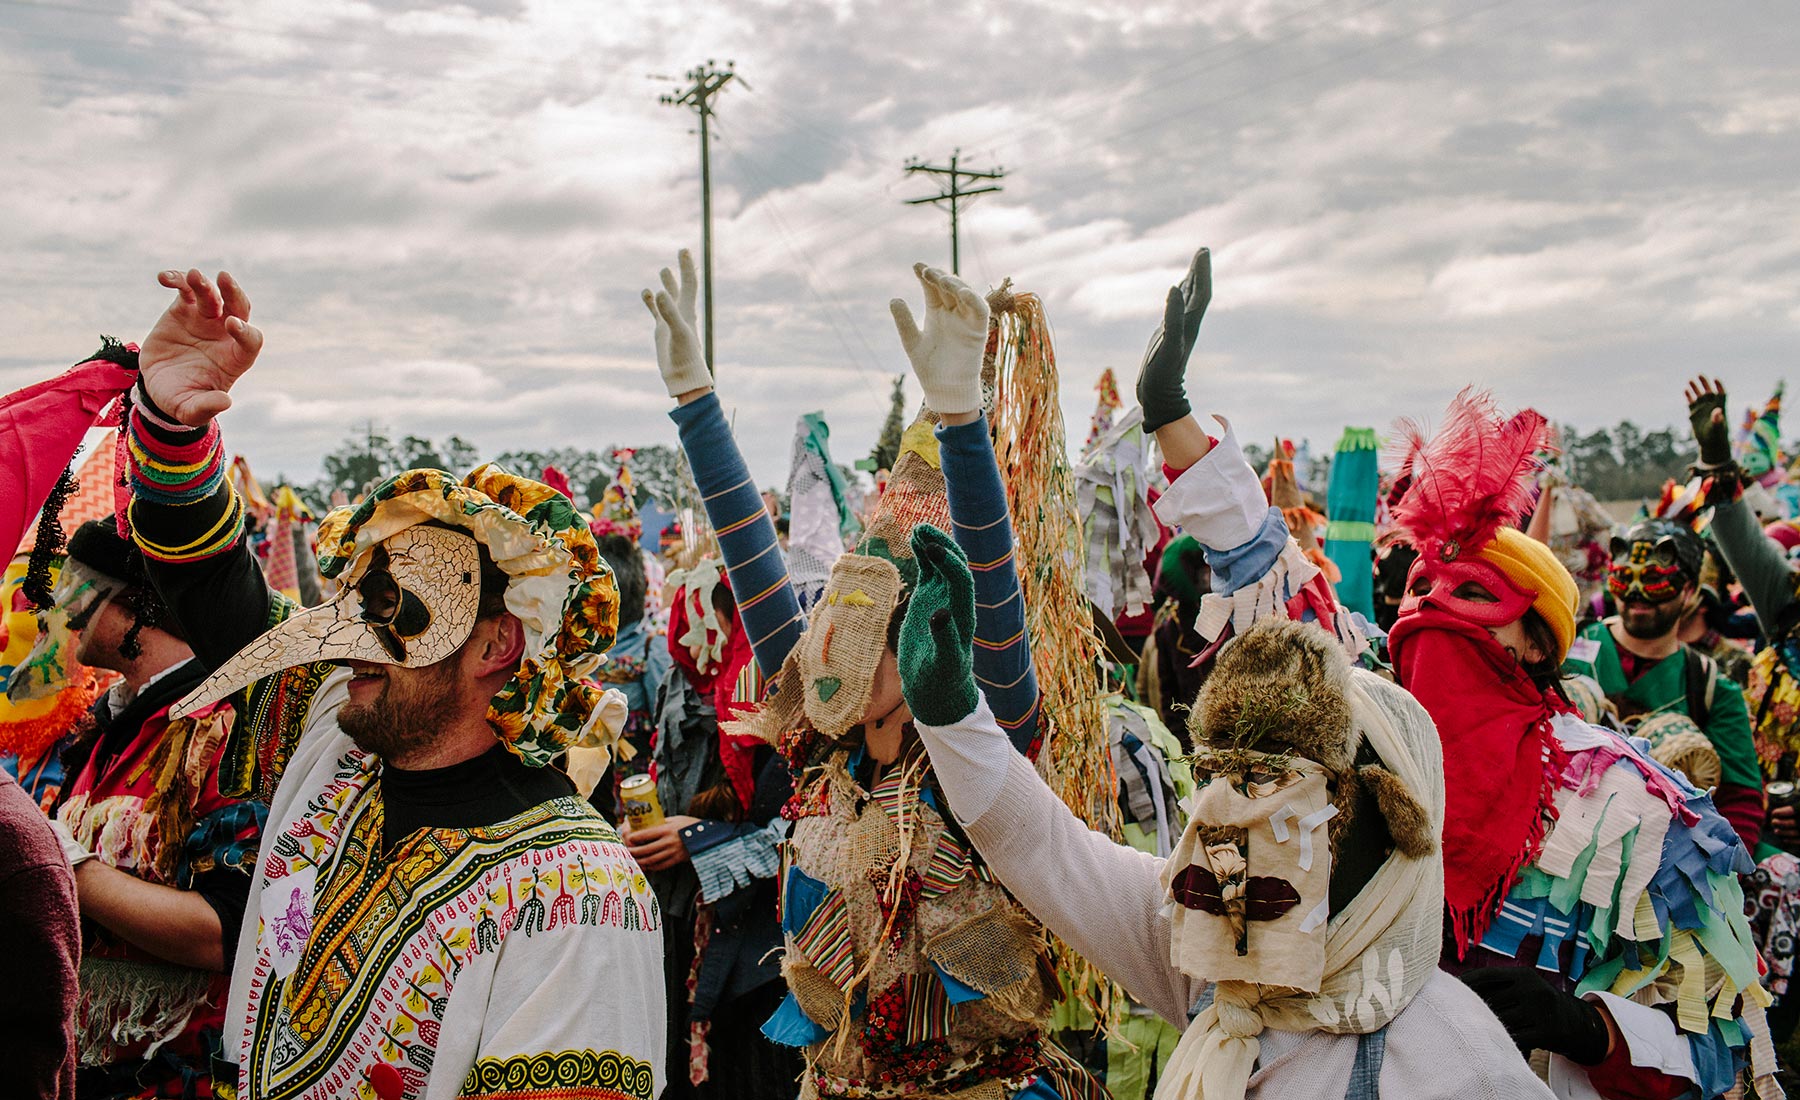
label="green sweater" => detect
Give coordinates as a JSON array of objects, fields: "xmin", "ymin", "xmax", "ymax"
[{"xmin": 1565, "ymin": 620, "xmax": 1760, "ymax": 788}]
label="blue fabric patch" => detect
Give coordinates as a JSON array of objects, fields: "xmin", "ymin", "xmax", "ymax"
[
  {"xmin": 783, "ymin": 864, "xmax": 831, "ymax": 938},
  {"xmin": 931, "ymin": 962, "xmax": 985, "ymax": 1005},
  {"xmin": 1688, "ymin": 1019, "xmax": 1746, "ymax": 1100},
  {"xmin": 1013, "ymin": 1079, "xmax": 1062, "ymax": 1100},
  {"xmin": 178, "ymin": 800, "xmax": 270, "ymax": 887},
  {"xmin": 1204, "ymin": 508, "xmax": 1288, "ymax": 595},
  {"xmin": 762, "ymin": 992, "xmax": 830, "ymax": 1048}
]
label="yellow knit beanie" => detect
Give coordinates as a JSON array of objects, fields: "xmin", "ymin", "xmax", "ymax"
[{"xmin": 1476, "ymin": 526, "xmax": 1578, "ymax": 661}]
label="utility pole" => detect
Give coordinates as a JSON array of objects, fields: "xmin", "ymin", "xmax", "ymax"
[
  {"xmin": 903, "ymin": 150, "xmax": 1004, "ymax": 275},
  {"xmin": 660, "ymin": 60, "xmax": 736, "ymax": 374}
]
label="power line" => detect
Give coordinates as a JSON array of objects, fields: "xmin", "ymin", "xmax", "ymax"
[
  {"xmin": 660, "ymin": 60, "xmax": 737, "ymax": 374},
  {"xmin": 902, "ymin": 151, "xmax": 1005, "ymax": 275},
  {"xmin": 714, "ymin": 131, "xmax": 888, "ymax": 405}
]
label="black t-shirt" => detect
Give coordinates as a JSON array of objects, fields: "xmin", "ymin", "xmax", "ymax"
[{"xmin": 380, "ymin": 742, "xmax": 576, "ymax": 852}]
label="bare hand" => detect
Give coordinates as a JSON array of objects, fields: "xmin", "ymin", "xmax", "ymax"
[
  {"xmin": 624, "ymin": 814, "xmax": 700, "ymax": 872},
  {"xmin": 1771, "ymin": 803, "xmax": 1799, "ymax": 845},
  {"xmin": 141, "ymin": 269, "xmax": 264, "ymax": 426}
]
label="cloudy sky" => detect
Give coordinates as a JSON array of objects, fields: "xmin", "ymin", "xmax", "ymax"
[{"xmin": 3, "ymin": 0, "xmax": 1797, "ymax": 491}]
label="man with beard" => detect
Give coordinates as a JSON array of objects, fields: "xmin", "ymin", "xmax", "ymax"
[
  {"xmin": 118, "ymin": 268, "xmax": 663, "ymax": 1099},
  {"xmin": 1561, "ymin": 519, "xmax": 1762, "ymax": 851}
]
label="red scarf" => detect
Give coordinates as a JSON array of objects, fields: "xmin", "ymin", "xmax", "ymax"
[{"xmin": 1388, "ymin": 608, "xmax": 1570, "ymax": 956}]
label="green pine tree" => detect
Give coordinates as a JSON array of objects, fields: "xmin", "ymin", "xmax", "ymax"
[{"xmin": 869, "ymin": 376, "xmax": 907, "ymax": 473}]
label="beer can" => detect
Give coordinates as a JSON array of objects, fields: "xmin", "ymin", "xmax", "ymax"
[{"xmin": 620, "ymin": 773, "xmax": 665, "ymax": 830}]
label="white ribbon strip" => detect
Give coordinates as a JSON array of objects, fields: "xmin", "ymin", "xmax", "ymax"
[{"xmin": 1269, "ymin": 802, "xmax": 1339, "ymax": 871}]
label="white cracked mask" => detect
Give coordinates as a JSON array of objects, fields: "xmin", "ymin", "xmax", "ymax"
[{"xmin": 172, "ymin": 524, "xmax": 484, "ymax": 719}]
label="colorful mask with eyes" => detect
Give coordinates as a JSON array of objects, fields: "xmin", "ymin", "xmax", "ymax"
[
  {"xmin": 1606, "ymin": 520, "xmax": 1701, "ymax": 606},
  {"xmin": 0, "ymin": 556, "xmax": 109, "ymax": 760}
]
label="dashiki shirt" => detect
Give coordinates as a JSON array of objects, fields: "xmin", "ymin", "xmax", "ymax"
[{"xmin": 227, "ymin": 670, "xmax": 666, "ymax": 1100}]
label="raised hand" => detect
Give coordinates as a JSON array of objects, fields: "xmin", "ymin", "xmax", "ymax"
[
  {"xmin": 641, "ymin": 249, "xmax": 710, "ymax": 398},
  {"xmin": 889, "ymin": 263, "xmax": 989, "ymax": 416},
  {"xmin": 1684, "ymin": 376, "xmax": 1732, "ymax": 469},
  {"xmin": 897, "ymin": 524, "xmax": 979, "ymax": 726},
  {"xmin": 1136, "ymin": 247, "xmax": 1211, "ymax": 433},
  {"xmin": 140, "ymin": 269, "xmax": 264, "ymax": 426}
]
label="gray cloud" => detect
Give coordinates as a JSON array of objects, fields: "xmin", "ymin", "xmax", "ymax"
[{"xmin": 1, "ymin": 0, "xmax": 1797, "ymax": 493}]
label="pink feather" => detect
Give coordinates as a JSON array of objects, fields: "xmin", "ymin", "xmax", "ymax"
[{"xmin": 1389, "ymin": 388, "xmax": 1552, "ymax": 560}]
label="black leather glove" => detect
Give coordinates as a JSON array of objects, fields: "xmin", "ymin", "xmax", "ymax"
[
  {"xmin": 1136, "ymin": 247, "xmax": 1211, "ymax": 432},
  {"xmin": 1688, "ymin": 387, "xmax": 1732, "ymax": 469},
  {"xmin": 1459, "ymin": 966, "xmax": 1611, "ymax": 1065}
]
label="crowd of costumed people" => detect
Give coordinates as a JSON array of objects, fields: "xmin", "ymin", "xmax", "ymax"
[{"xmin": 3, "ymin": 248, "xmax": 1799, "ymax": 1100}]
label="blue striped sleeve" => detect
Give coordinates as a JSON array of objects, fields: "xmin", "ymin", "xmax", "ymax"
[
  {"xmin": 937, "ymin": 416, "xmax": 1040, "ymax": 757},
  {"xmin": 669, "ymin": 393, "xmax": 806, "ymax": 678}
]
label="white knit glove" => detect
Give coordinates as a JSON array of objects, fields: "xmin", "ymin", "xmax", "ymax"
[
  {"xmin": 641, "ymin": 249, "xmax": 711, "ymax": 398},
  {"xmin": 889, "ymin": 263, "xmax": 989, "ymax": 416},
  {"xmin": 50, "ymin": 817, "xmax": 95, "ymax": 870}
]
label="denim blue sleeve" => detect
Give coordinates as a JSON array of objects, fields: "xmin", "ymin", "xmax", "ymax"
[
  {"xmin": 936, "ymin": 416, "xmax": 1039, "ymax": 757},
  {"xmin": 669, "ymin": 394, "xmax": 807, "ymax": 677}
]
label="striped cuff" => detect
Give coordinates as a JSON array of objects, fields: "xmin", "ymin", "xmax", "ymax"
[{"xmin": 128, "ymin": 388, "xmax": 245, "ymax": 562}]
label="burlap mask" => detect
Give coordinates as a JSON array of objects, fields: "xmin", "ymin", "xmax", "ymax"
[
  {"xmin": 1156, "ymin": 618, "xmax": 1445, "ymax": 1100},
  {"xmin": 795, "ymin": 554, "xmax": 903, "ymax": 737},
  {"xmin": 729, "ymin": 409, "xmax": 948, "ymax": 746}
]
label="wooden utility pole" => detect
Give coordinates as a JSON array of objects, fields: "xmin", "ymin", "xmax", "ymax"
[
  {"xmin": 660, "ymin": 60, "xmax": 736, "ymax": 373},
  {"xmin": 903, "ymin": 150, "xmax": 1005, "ymax": 275}
]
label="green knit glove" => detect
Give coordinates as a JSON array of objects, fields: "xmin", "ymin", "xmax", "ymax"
[
  {"xmin": 899, "ymin": 524, "xmax": 979, "ymax": 726},
  {"xmin": 1689, "ymin": 387, "xmax": 1732, "ymax": 468}
]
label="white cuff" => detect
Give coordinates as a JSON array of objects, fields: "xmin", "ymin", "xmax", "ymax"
[
  {"xmin": 1152, "ymin": 416, "xmax": 1268, "ymax": 551},
  {"xmin": 1585, "ymin": 992, "xmax": 1696, "ymax": 1080}
]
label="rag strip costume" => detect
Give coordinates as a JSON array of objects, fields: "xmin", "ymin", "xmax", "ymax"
[
  {"xmin": 123, "ymin": 385, "xmax": 664, "ymax": 1100},
  {"xmin": 670, "ymin": 386, "xmax": 1098, "ymax": 1099},
  {"xmin": 1381, "ymin": 391, "xmax": 1778, "ymax": 1100}
]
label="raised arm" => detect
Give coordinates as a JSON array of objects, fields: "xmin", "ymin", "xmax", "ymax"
[
  {"xmin": 127, "ymin": 269, "xmax": 334, "ymax": 798},
  {"xmin": 1686, "ymin": 375, "xmax": 1798, "ymax": 630},
  {"xmin": 890, "ymin": 264, "xmax": 1040, "ymax": 754},
  {"xmin": 644, "ymin": 251, "xmax": 805, "ymax": 678},
  {"xmin": 897, "ymin": 524, "xmax": 1194, "ymax": 1023}
]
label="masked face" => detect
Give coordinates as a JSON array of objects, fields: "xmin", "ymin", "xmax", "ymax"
[
  {"xmin": 1607, "ymin": 536, "xmax": 1688, "ymax": 606},
  {"xmin": 795, "ymin": 554, "xmax": 903, "ymax": 738},
  {"xmin": 1165, "ymin": 755, "xmax": 1335, "ymax": 991},
  {"xmin": 4, "ymin": 558, "xmax": 88, "ymax": 706},
  {"xmin": 172, "ymin": 525, "xmax": 484, "ymax": 720},
  {"xmin": 1398, "ymin": 555, "xmax": 1536, "ymax": 631}
]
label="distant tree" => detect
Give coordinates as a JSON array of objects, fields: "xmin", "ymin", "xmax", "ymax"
[
  {"xmin": 869, "ymin": 376, "xmax": 906, "ymax": 473},
  {"xmin": 492, "ymin": 448, "xmax": 612, "ymax": 509},
  {"xmin": 628, "ymin": 444, "xmax": 684, "ymax": 507}
]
